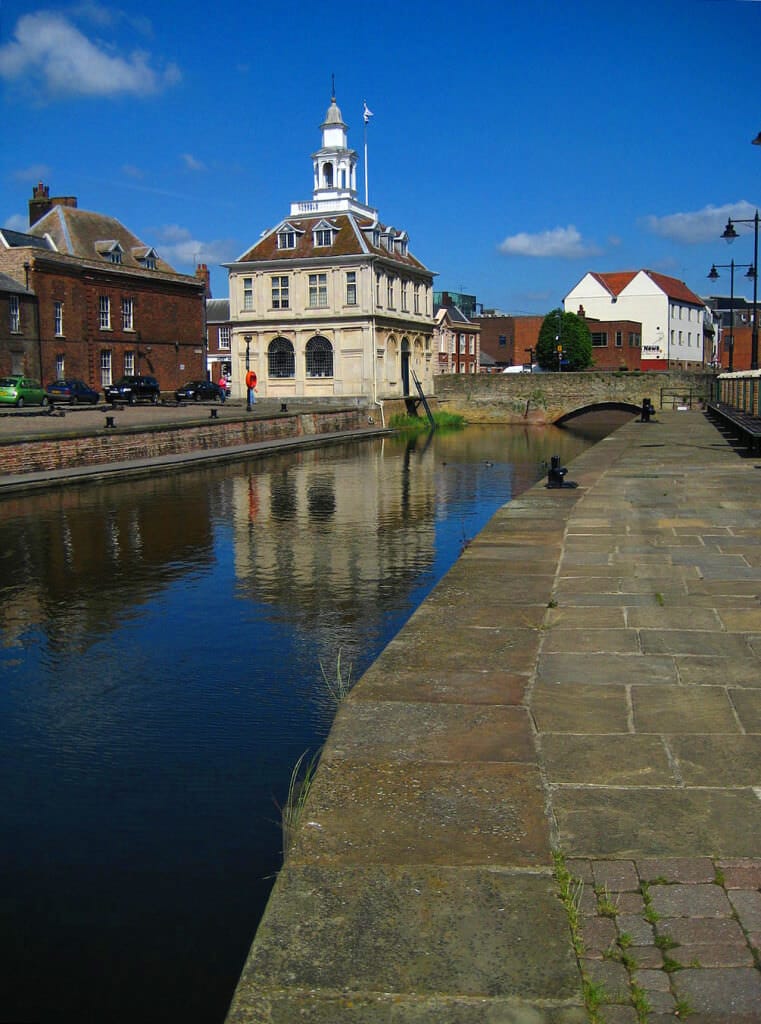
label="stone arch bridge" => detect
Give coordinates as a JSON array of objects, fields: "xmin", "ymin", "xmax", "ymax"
[{"xmin": 433, "ymin": 370, "xmax": 714, "ymax": 425}]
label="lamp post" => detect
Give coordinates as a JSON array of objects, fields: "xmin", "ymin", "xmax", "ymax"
[
  {"xmin": 244, "ymin": 334, "xmax": 252, "ymax": 411},
  {"xmin": 707, "ymin": 261, "xmax": 755, "ymax": 372},
  {"xmin": 721, "ymin": 212, "xmax": 759, "ymax": 370}
]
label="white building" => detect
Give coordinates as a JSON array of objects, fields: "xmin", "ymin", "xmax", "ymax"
[
  {"xmin": 564, "ymin": 270, "xmax": 705, "ymax": 369},
  {"xmin": 224, "ymin": 93, "xmax": 436, "ymax": 403}
]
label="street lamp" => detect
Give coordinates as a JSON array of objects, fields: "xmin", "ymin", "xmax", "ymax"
[
  {"xmin": 707, "ymin": 260, "xmax": 755, "ymax": 372},
  {"xmin": 722, "ymin": 211, "xmax": 759, "ymax": 370},
  {"xmin": 244, "ymin": 334, "xmax": 252, "ymax": 411}
]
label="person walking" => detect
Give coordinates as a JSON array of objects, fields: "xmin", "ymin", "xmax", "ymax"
[{"xmin": 218, "ymin": 375, "xmax": 227, "ymax": 403}]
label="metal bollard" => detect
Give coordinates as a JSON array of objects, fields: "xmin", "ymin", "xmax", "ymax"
[
  {"xmin": 547, "ymin": 455, "xmax": 568, "ymax": 488},
  {"xmin": 280, "ymin": 402, "xmax": 288, "ymax": 412},
  {"xmin": 105, "ymin": 416, "xmax": 116, "ymax": 429},
  {"xmin": 640, "ymin": 398, "xmax": 655, "ymax": 422},
  {"xmin": 210, "ymin": 408, "xmax": 218, "ymax": 419}
]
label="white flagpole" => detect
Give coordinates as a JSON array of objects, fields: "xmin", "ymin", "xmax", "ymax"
[{"xmin": 363, "ymin": 102, "xmax": 373, "ymax": 205}]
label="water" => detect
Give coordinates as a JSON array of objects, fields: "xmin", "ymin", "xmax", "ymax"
[{"xmin": 0, "ymin": 416, "xmax": 626, "ymax": 1023}]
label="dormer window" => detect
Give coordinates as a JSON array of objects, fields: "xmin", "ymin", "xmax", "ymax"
[
  {"xmin": 277, "ymin": 222, "xmax": 301, "ymax": 250},
  {"xmin": 97, "ymin": 240, "xmax": 124, "ymax": 264},
  {"xmin": 133, "ymin": 246, "xmax": 158, "ymax": 270},
  {"xmin": 313, "ymin": 220, "xmax": 335, "ymax": 248}
]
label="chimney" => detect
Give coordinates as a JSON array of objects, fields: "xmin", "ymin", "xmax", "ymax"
[
  {"xmin": 195, "ymin": 263, "xmax": 211, "ymax": 298},
  {"xmin": 577, "ymin": 305, "xmax": 586, "ymax": 319},
  {"xmin": 29, "ymin": 182, "xmax": 78, "ymax": 227}
]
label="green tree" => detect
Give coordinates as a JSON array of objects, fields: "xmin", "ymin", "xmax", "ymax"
[{"xmin": 536, "ymin": 309, "xmax": 593, "ymax": 371}]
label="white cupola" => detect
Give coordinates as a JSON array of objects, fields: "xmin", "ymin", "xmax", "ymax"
[{"xmin": 311, "ymin": 92, "xmax": 358, "ymax": 203}]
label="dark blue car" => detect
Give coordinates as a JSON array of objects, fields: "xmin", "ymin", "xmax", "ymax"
[{"xmin": 46, "ymin": 379, "xmax": 101, "ymax": 405}]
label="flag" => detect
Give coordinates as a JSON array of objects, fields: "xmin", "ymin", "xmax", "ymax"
[{"xmin": 363, "ymin": 102, "xmax": 374, "ymax": 124}]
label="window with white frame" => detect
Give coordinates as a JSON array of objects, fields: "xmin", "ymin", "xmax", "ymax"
[
  {"xmin": 271, "ymin": 276, "xmax": 289, "ymax": 309},
  {"xmin": 122, "ymin": 297, "xmax": 134, "ymax": 331},
  {"xmin": 413, "ymin": 283, "xmax": 420, "ymax": 314},
  {"xmin": 124, "ymin": 350, "xmax": 135, "ymax": 375},
  {"xmin": 386, "ymin": 275, "xmax": 394, "ymax": 308},
  {"xmin": 243, "ymin": 277, "xmax": 254, "ymax": 311},
  {"xmin": 55, "ymin": 353, "xmax": 65, "ymax": 378},
  {"xmin": 277, "ymin": 229, "xmax": 296, "ymax": 250},
  {"xmin": 99, "ymin": 295, "xmax": 111, "ymax": 330},
  {"xmin": 376, "ymin": 273, "xmax": 382, "ymax": 306},
  {"xmin": 308, "ymin": 273, "xmax": 328, "ymax": 308},
  {"xmin": 616, "ymin": 331, "xmax": 623, "ymax": 347},
  {"xmin": 314, "ymin": 228, "xmax": 333, "ymax": 247},
  {"xmin": 591, "ymin": 331, "xmax": 608, "ymax": 347},
  {"xmin": 54, "ymin": 300, "xmax": 63, "ymax": 336},
  {"xmin": 345, "ymin": 271, "xmax": 357, "ymax": 305},
  {"xmin": 219, "ymin": 326, "xmax": 231, "ymax": 350},
  {"xmin": 459, "ymin": 334, "xmax": 466, "ymax": 354},
  {"xmin": 401, "ymin": 280, "xmax": 408, "ymax": 311},
  {"xmin": 9, "ymin": 295, "xmax": 20, "ymax": 332},
  {"xmin": 629, "ymin": 333, "xmax": 641, "ymax": 347},
  {"xmin": 470, "ymin": 335, "xmax": 475, "ymax": 355},
  {"xmin": 100, "ymin": 349, "xmax": 112, "ymax": 386}
]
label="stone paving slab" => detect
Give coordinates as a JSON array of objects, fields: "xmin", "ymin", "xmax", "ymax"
[{"xmin": 227, "ymin": 413, "xmax": 761, "ymax": 1023}]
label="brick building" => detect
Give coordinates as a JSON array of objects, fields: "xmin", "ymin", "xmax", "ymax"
[
  {"xmin": 475, "ymin": 314, "xmax": 544, "ymax": 369},
  {"xmin": 433, "ymin": 301, "xmax": 480, "ymax": 374},
  {"xmin": 205, "ymin": 297, "xmax": 233, "ymax": 387},
  {"xmin": 0, "ymin": 184, "xmax": 206, "ymax": 392},
  {"xmin": 0, "ymin": 270, "xmax": 39, "ymax": 378}
]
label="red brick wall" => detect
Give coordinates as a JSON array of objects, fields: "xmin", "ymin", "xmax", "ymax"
[{"xmin": 0, "ymin": 409, "xmax": 371, "ymax": 479}]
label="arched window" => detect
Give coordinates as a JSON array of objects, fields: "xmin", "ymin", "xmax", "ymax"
[
  {"xmin": 305, "ymin": 335, "xmax": 333, "ymax": 378},
  {"xmin": 268, "ymin": 336, "xmax": 295, "ymax": 378},
  {"xmin": 322, "ymin": 162, "xmax": 334, "ymax": 188}
]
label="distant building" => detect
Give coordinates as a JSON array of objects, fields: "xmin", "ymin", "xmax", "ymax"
[
  {"xmin": 475, "ymin": 314, "xmax": 544, "ymax": 369},
  {"xmin": 205, "ymin": 296, "xmax": 232, "ymax": 386},
  {"xmin": 703, "ymin": 294, "xmax": 755, "ymax": 370},
  {"xmin": 564, "ymin": 270, "xmax": 705, "ymax": 369},
  {"xmin": 0, "ymin": 183, "xmax": 205, "ymax": 391},
  {"xmin": 433, "ymin": 300, "xmax": 480, "ymax": 374},
  {"xmin": 572, "ymin": 306, "xmax": 644, "ymax": 370},
  {"xmin": 434, "ymin": 290, "xmax": 479, "ymax": 319},
  {"xmin": 224, "ymin": 92, "xmax": 436, "ymax": 403}
]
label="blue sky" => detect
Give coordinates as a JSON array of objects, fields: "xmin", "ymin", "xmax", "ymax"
[{"xmin": 2, "ymin": 0, "xmax": 760, "ymax": 313}]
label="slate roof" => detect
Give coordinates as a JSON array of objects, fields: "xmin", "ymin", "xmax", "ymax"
[
  {"xmin": 0, "ymin": 227, "xmax": 55, "ymax": 251},
  {"xmin": 236, "ymin": 213, "xmax": 431, "ymax": 274},
  {"xmin": 593, "ymin": 270, "xmax": 703, "ymax": 307},
  {"xmin": 206, "ymin": 298, "xmax": 230, "ymax": 322},
  {"xmin": 27, "ymin": 205, "xmax": 178, "ymax": 275},
  {"xmin": 0, "ymin": 270, "xmax": 33, "ymax": 294}
]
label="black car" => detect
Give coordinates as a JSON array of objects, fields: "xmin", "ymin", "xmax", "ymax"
[
  {"xmin": 46, "ymin": 379, "xmax": 101, "ymax": 405},
  {"xmin": 104, "ymin": 375, "xmax": 161, "ymax": 406},
  {"xmin": 175, "ymin": 380, "xmax": 224, "ymax": 403}
]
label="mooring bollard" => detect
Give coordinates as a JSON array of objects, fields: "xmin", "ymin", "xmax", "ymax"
[
  {"xmin": 210, "ymin": 408, "xmax": 218, "ymax": 419},
  {"xmin": 640, "ymin": 398, "xmax": 655, "ymax": 422},
  {"xmin": 105, "ymin": 415, "xmax": 116, "ymax": 429},
  {"xmin": 547, "ymin": 455, "xmax": 567, "ymax": 488},
  {"xmin": 280, "ymin": 402, "xmax": 288, "ymax": 412}
]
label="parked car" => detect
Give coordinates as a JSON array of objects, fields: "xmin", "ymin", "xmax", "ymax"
[
  {"xmin": 175, "ymin": 379, "xmax": 224, "ymax": 402},
  {"xmin": 46, "ymin": 378, "xmax": 101, "ymax": 405},
  {"xmin": 0, "ymin": 375, "xmax": 49, "ymax": 408},
  {"xmin": 104, "ymin": 375, "xmax": 161, "ymax": 405}
]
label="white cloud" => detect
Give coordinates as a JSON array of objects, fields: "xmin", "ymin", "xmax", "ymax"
[
  {"xmin": 3, "ymin": 213, "xmax": 29, "ymax": 232},
  {"xmin": 642, "ymin": 201, "xmax": 758, "ymax": 244},
  {"xmin": 12, "ymin": 163, "xmax": 52, "ymax": 183},
  {"xmin": 498, "ymin": 225, "xmax": 598, "ymax": 259},
  {"xmin": 153, "ymin": 224, "xmax": 237, "ymax": 270},
  {"xmin": 0, "ymin": 10, "xmax": 180, "ymax": 98},
  {"xmin": 181, "ymin": 154, "xmax": 206, "ymax": 172}
]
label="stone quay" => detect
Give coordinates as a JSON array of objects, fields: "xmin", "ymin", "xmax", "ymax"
[{"xmin": 227, "ymin": 409, "xmax": 761, "ymax": 1024}]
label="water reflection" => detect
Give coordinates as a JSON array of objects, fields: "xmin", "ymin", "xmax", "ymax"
[{"xmin": 0, "ymin": 417, "xmax": 626, "ymax": 1024}]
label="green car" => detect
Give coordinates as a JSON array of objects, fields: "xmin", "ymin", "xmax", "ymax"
[{"xmin": 0, "ymin": 375, "xmax": 49, "ymax": 408}]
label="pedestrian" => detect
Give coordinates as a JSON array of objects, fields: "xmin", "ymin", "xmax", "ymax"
[{"xmin": 218, "ymin": 375, "xmax": 227, "ymax": 403}]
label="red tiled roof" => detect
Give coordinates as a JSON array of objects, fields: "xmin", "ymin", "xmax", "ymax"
[{"xmin": 594, "ymin": 270, "xmax": 703, "ymax": 306}]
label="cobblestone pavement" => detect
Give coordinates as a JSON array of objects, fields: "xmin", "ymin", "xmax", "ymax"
[{"xmin": 569, "ymin": 857, "xmax": 761, "ymax": 1023}]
